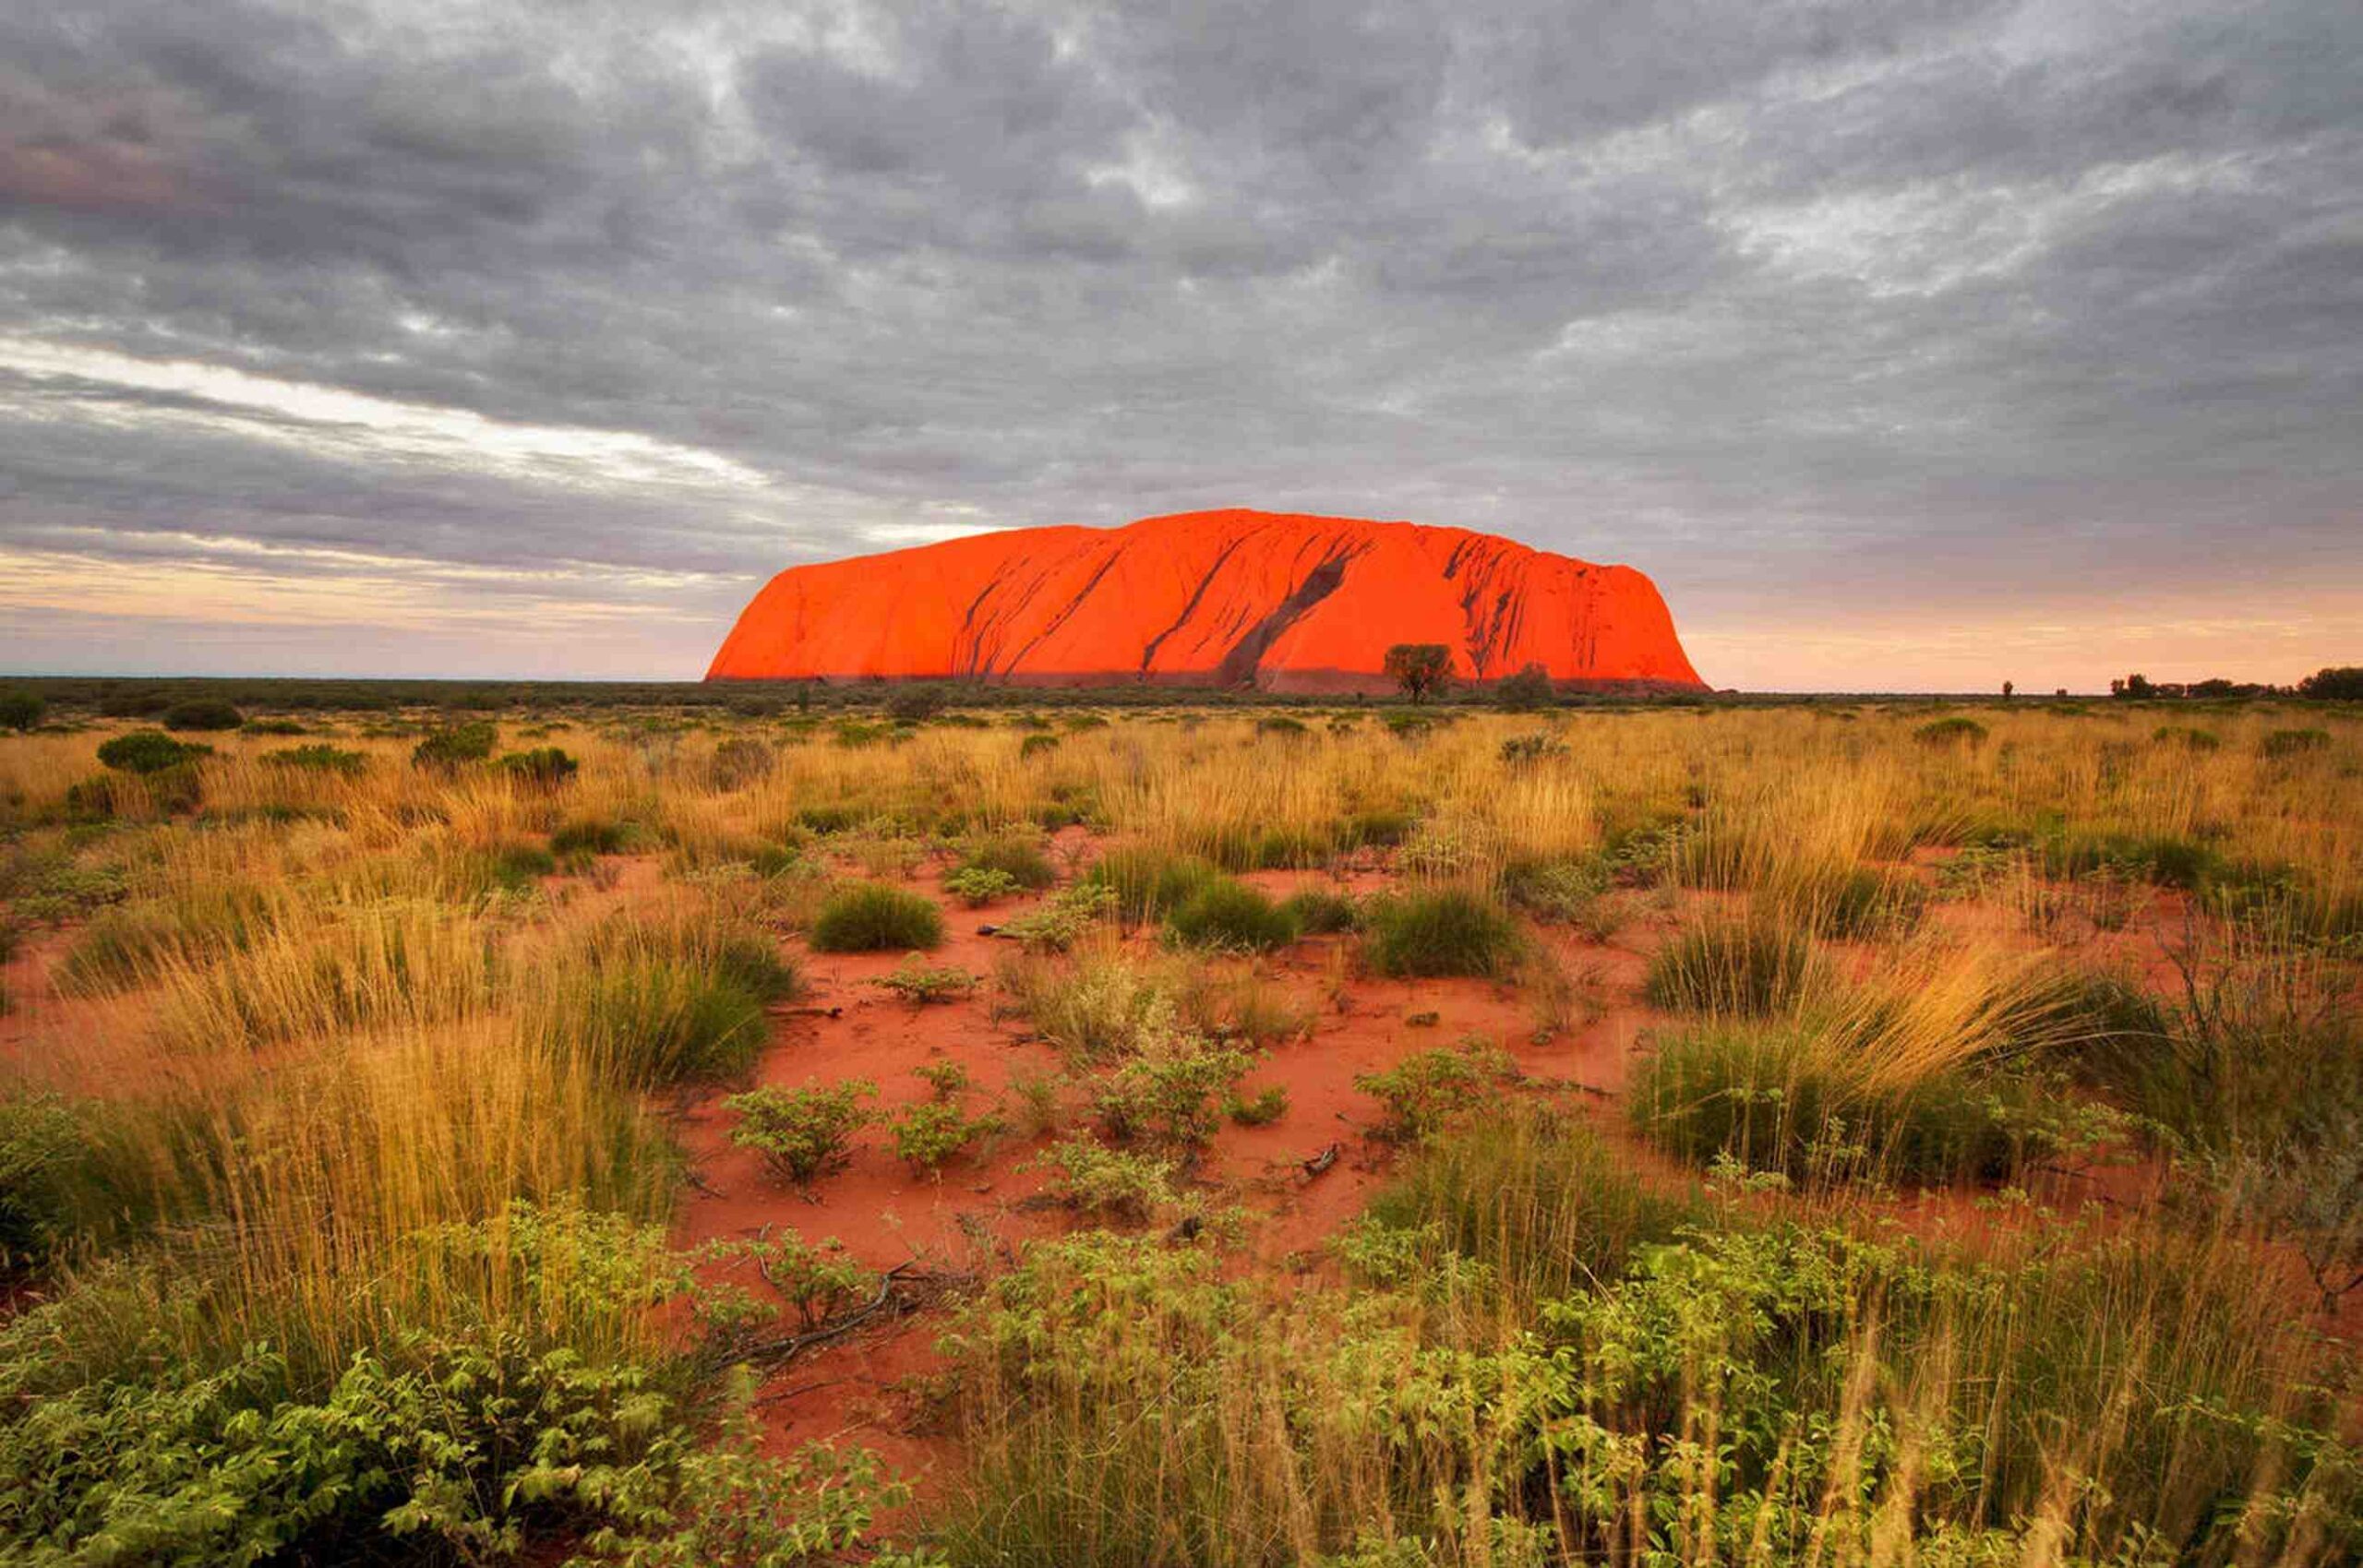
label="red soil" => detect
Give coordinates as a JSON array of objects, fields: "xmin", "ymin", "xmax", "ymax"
[{"xmin": 705, "ymin": 509, "xmax": 1706, "ymax": 693}]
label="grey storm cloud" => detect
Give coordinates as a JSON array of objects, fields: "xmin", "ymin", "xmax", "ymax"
[{"xmin": 0, "ymin": 0, "xmax": 2358, "ymax": 684}]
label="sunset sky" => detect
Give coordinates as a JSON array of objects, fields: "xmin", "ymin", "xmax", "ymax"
[{"xmin": 3, "ymin": 0, "xmax": 2358, "ymax": 691}]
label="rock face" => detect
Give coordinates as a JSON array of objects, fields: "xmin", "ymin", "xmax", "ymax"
[{"xmin": 706, "ymin": 509, "xmax": 1706, "ymax": 693}]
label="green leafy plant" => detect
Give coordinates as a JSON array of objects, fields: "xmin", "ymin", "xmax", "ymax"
[
  {"xmin": 0, "ymin": 689, "xmax": 46, "ymax": 732},
  {"xmin": 891, "ymin": 1101, "xmax": 1000, "ymax": 1176},
  {"xmin": 943, "ymin": 866, "xmax": 1023, "ymax": 906},
  {"xmin": 871, "ymin": 959, "xmax": 978, "ymax": 1005},
  {"xmin": 1355, "ymin": 1039, "xmax": 1517, "ymax": 1143},
  {"xmin": 726, "ymin": 1081, "xmax": 878, "ymax": 1191}
]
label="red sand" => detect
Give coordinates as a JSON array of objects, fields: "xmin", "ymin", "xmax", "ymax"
[{"xmin": 705, "ymin": 508, "xmax": 1706, "ymax": 692}]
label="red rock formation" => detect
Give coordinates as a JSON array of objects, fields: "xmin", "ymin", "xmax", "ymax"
[{"xmin": 706, "ymin": 509, "xmax": 1706, "ymax": 693}]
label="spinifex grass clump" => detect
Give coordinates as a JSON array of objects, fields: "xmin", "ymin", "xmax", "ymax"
[
  {"xmin": 1644, "ymin": 915, "xmax": 1818, "ymax": 1015},
  {"xmin": 1162, "ymin": 876, "xmax": 1296, "ymax": 952},
  {"xmin": 1359, "ymin": 887, "xmax": 1523, "ymax": 977},
  {"xmin": 1084, "ymin": 846, "xmax": 1218, "ymax": 925},
  {"xmin": 954, "ymin": 831, "xmax": 1057, "ymax": 891},
  {"xmin": 531, "ymin": 902, "xmax": 802, "ymax": 1085},
  {"xmin": 810, "ymin": 880, "xmax": 944, "ymax": 952}
]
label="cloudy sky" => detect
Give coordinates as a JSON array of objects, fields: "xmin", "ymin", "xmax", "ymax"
[{"xmin": 3, "ymin": 0, "xmax": 2357, "ymax": 690}]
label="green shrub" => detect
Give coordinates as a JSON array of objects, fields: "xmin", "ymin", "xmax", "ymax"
[
  {"xmin": 1502, "ymin": 856, "xmax": 1611, "ymax": 926},
  {"xmin": 1912, "ymin": 715, "xmax": 1988, "ymax": 748},
  {"xmin": 1355, "ymin": 1039, "xmax": 1517, "ymax": 1143},
  {"xmin": 726, "ymin": 1081, "xmax": 877, "ymax": 1189},
  {"xmin": 1084, "ymin": 847, "xmax": 1218, "ymax": 924},
  {"xmin": 994, "ymin": 883, "xmax": 1117, "ymax": 952},
  {"xmin": 1023, "ymin": 1137, "xmax": 1185, "ymax": 1223},
  {"xmin": 411, "ymin": 721, "xmax": 497, "ymax": 771},
  {"xmin": 1163, "ymin": 878, "xmax": 1296, "ymax": 952},
  {"xmin": 1359, "ymin": 888, "xmax": 1523, "ymax": 977},
  {"xmin": 1644, "ymin": 917, "xmax": 1817, "ymax": 1015},
  {"xmin": 161, "ymin": 699, "xmax": 244, "ymax": 732},
  {"xmin": 810, "ymin": 882, "xmax": 943, "ymax": 952},
  {"xmin": 2152, "ymin": 724, "xmax": 2221, "ymax": 751},
  {"xmin": 1497, "ymin": 732, "xmax": 1567, "ymax": 766},
  {"xmin": 2260, "ymin": 727, "xmax": 2331, "ymax": 759},
  {"xmin": 1254, "ymin": 714, "xmax": 1309, "ymax": 737},
  {"xmin": 943, "ymin": 866, "xmax": 1022, "ymax": 906},
  {"xmin": 1018, "ymin": 733, "xmax": 1060, "ymax": 760},
  {"xmin": 496, "ymin": 747, "xmax": 579, "ymax": 785},
  {"xmin": 891, "ymin": 1101, "xmax": 999, "ymax": 1175},
  {"xmin": 870, "ymin": 959, "xmax": 978, "ymax": 1005},
  {"xmin": 706, "ymin": 734, "xmax": 775, "ymax": 789},
  {"xmin": 0, "ymin": 1095, "xmax": 97, "ymax": 1273},
  {"xmin": 1094, "ymin": 1038, "xmax": 1253, "ymax": 1155},
  {"xmin": 261, "ymin": 744, "xmax": 366, "ymax": 775},
  {"xmin": 96, "ymin": 730, "xmax": 210, "ymax": 774},
  {"xmin": 552, "ymin": 816, "xmax": 640, "ymax": 857}
]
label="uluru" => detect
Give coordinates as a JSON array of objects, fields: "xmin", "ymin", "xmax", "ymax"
[{"xmin": 707, "ymin": 509, "xmax": 1706, "ymax": 694}]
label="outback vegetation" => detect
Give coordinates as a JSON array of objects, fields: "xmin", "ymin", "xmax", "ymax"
[{"xmin": 0, "ymin": 683, "xmax": 2358, "ymax": 1565}]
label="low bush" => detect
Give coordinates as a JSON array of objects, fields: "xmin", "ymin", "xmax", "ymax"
[
  {"xmin": 96, "ymin": 730, "xmax": 210, "ymax": 774},
  {"xmin": 2152, "ymin": 724, "xmax": 2221, "ymax": 751},
  {"xmin": 726, "ymin": 1081, "xmax": 877, "ymax": 1190},
  {"xmin": 1912, "ymin": 714, "xmax": 1988, "ymax": 748},
  {"xmin": 943, "ymin": 866, "xmax": 1022, "ymax": 906},
  {"xmin": 495, "ymin": 746, "xmax": 579, "ymax": 785},
  {"xmin": 2260, "ymin": 726, "xmax": 2331, "ymax": 759},
  {"xmin": 551, "ymin": 816, "xmax": 641, "ymax": 857},
  {"xmin": 810, "ymin": 882, "xmax": 943, "ymax": 952},
  {"xmin": 1023, "ymin": 1137, "xmax": 1186, "ymax": 1224},
  {"xmin": 1163, "ymin": 878, "xmax": 1296, "ymax": 952},
  {"xmin": 1359, "ymin": 888, "xmax": 1523, "ymax": 977},
  {"xmin": 1644, "ymin": 916, "xmax": 1817, "ymax": 1015},
  {"xmin": 870, "ymin": 958, "xmax": 978, "ymax": 1005},
  {"xmin": 891, "ymin": 1101, "xmax": 1000, "ymax": 1175},
  {"xmin": 1093, "ymin": 1036, "xmax": 1253, "ymax": 1155},
  {"xmin": 1355, "ymin": 1039, "xmax": 1517, "ymax": 1143},
  {"xmin": 161, "ymin": 699, "xmax": 244, "ymax": 732},
  {"xmin": 411, "ymin": 721, "xmax": 497, "ymax": 771},
  {"xmin": 1277, "ymin": 887, "xmax": 1357, "ymax": 934}
]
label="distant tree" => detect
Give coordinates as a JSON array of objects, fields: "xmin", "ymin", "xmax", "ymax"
[
  {"xmin": 2001, "ymin": 680, "xmax": 2014, "ymax": 700},
  {"xmin": 2298, "ymin": 666, "xmax": 2363, "ymax": 700},
  {"xmin": 2113, "ymin": 674, "xmax": 2153, "ymax": 700},
  {"xmin": 1384, "ymin": 644, "xmax": 1454, "ymax": 704},
  {"xmin": 1494, "ymin": 663, "xmax": 1553, "ymax": 712},
  {"xmin": 0, "ymin": 689, "xmax": 44, "ymax": 732}
]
